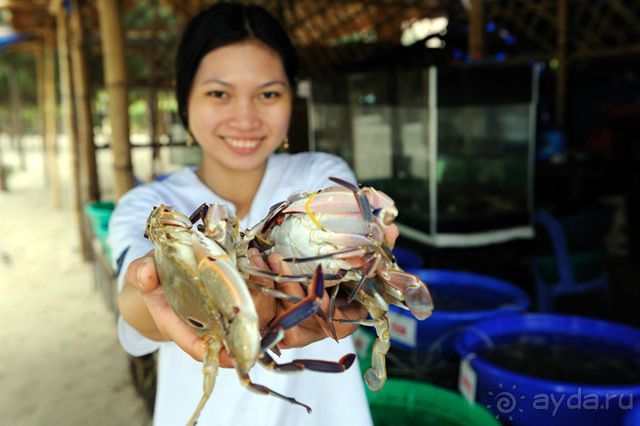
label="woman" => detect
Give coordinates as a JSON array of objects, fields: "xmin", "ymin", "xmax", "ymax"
[{"xmin": 110, "ymin": 3, "xmax": 394, "ymax": 426}]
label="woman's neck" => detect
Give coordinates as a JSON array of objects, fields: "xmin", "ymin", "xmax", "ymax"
[{"xmin": 195, "ymin": 158, "xmax": 267, "ymax": 218}]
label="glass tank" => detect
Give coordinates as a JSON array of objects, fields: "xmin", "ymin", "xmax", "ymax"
[{"xmin": 308, "ymin": 63, "xmax": 540, "ymax": 247}]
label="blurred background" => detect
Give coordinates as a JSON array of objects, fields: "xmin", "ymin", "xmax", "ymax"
[{"xmin": 0, "ymin": 1, "xmax": 638, "ymax": 425}]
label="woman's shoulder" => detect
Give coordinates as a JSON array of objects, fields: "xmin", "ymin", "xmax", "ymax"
[
  {"xmin": 270, "ymin": 152, "xmax": 355, "ymax": 190},
  {"xmin": 114, "ymin": 168, "xmax": 196, "ymax": 211},
  {"xmin": 272, "ymin": 152, "xmax": 350, "ymax": 175}
]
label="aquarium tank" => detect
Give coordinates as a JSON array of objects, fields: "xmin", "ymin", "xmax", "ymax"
[{"xmin": 308, "ymin": 63, "xmax": 540, "ymax": 247}]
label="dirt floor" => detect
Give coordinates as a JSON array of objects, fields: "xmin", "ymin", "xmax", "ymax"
[{"xmin": 0, "ymin": 139, "xmax": 151, "ymax": 426}]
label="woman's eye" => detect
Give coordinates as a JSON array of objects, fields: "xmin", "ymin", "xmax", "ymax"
[
  {"xmin": 260, "ymin": 91, "xmax": 281, "ymax": 100},
  {"xmin": 207, "ymin": 90, "xmax": 228, "ymax": 99}
]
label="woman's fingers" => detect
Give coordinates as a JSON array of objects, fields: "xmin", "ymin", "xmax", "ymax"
[
  {"xmin": 267, "ymin": 253, "xmax": 338, "ymax": 348},
  {"xmin": 385, "ymin": 223, "xmax": 399, "ymax": 249},
  {"xmin": 247, "ymin": 248, "xmax": 276, "ymax": 329},
  {"xmin": 125, "ymin": 251, "xmax": 159, "ymax": 293},
  {"xmin": 330, "ymin": 295, "xmax": 369, "ymax": 339}
]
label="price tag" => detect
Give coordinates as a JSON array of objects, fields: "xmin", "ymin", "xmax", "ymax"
[
  {"xmin": 352, "ymin": 328, "xmax": 374, "ymax": 360},
  {"xmin": 387, "ymin": 310, "xmax": 417, "ymax": 347},
  {"xmin": 459, "ymin": 354, "xmax": 477, "ymax": 404}
]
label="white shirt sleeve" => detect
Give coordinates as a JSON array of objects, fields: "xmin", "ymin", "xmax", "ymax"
[{"xmin": 107, "ymin": 185, "xmax": 161, "ymax": 356}]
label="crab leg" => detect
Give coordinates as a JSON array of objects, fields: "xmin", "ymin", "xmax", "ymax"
[
  {"xmin": 327, "ymin": 284, "xmax": 341, "ymax": 341},
  {"xmin": 258, "ymin": 352, "xmax": 355, "ymax": 374},
  {"xmin": 335, "ymin": 307, "xmax": 389, "ymax": 391},
  {"xmin": 236, "ymin": 372, "xmax": 313, "ymax": 413},
  {"xmin": 260, "ymin": 265, "xmax": 326, "ymax": 350},
  {"xmin": 240, "ymin": 265, "xmax": 344, "ymax": 283},
  {"xmin": 245, "ymin": 280, "xmax": 303, "ymax": 303},
  {"xmin": 187, "ymin": 337, "xmax": 222, "ymax": 426},
  {"xmin": 282, "ymin": 246, "xmax": 367, "ymax": 264},
  {"xmin": 236, "ymin": 266, "xmax": 356, "ymax": 413},
  {"xmin": 188, "ymin": 203, "xmax": 209, "ymax": 225}
]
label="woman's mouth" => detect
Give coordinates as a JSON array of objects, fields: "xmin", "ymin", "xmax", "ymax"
[{"xmin": 222, "ymin": 136, "xmax": 263, "ymax": 154}]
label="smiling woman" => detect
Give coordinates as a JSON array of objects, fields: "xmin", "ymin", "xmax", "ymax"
[{"xmin": 108, "ymin": 2, "xmax": 376, "ymax": 426}]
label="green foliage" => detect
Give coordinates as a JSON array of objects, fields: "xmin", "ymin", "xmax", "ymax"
[{"xmin": 0, "ymin": 50, "xmax": 38, "ymax": 134}]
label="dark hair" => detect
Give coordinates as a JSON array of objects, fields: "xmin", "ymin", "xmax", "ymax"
[{"xmin": 175, "ymin": 2, "xmax": 298, "ymax": 127}]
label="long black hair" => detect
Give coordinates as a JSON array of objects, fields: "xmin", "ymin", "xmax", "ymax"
[{"xmin": 175, "ymin": 2, "xmax": 298, "ymax": 128}]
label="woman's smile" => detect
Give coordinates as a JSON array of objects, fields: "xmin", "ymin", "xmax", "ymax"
[{"xmin": 221, "ymin": 135, "xmax": 265, "ymax": 154}]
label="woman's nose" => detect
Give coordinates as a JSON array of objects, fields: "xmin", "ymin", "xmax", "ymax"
[{"xmin": 229, "ymin": 99, "xmax": 260, "ymax": 129}]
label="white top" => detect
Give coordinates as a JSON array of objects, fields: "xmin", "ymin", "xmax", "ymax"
[{"xmin": 108, "ymin": 152, "xmax": 373, "ymax": 426}]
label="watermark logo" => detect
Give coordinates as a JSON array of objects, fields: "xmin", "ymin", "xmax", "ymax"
[
  {"xmin": 486, "ymin": 383, "xmax": 526, "ymax": 422},
  {"xmin": 486, "ymin": 383, "xmax": 635, "ymax": 419}
]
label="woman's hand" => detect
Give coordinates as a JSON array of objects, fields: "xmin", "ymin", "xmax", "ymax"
[
  {"xmin": 267, "ymin": 253, "xmax": 368, "ymax": 349},
  {"xmin": 118, "ymin": 249, "xmax": 279, "ymax": 367},
  {"xmin": 262, "ymin": 223, "xmax": 400, "ymax": 349},
  {"xmin": 118, "ymin": 252, "xmax": 237, "ymax": 366}
]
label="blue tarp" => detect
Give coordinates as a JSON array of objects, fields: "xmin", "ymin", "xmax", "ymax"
[{"xmin": 0, "ymin": 33, "xmax": 27, "ymax": 49}]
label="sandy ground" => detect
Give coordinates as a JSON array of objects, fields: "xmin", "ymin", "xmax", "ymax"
[{"xmin": 0, "ymin": 137, "xmax": 151, "ymax": 426}]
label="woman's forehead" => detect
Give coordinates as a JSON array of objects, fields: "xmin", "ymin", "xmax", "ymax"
[{"xmin": 194, "ymin": 41, "xmax": 287, "ymax": 85}]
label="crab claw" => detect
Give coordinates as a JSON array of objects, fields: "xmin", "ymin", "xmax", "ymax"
[
  {"xmin": 381, "ymin": 270, "xmax": 434, "ymax": 320},
  {"xmin": 260, "ymin": 265, "xmax": 326, "ymax": 351},
  {"xmin": 405, "ymin": 285, "xmax": 434, "ymax": 320}
]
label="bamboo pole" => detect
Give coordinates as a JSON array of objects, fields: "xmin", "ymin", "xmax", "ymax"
[
  {"xmin": 43, "ymin": 20, "xmax": 62, "ymax": 207},
  {"xmin": 96, "ymin": 0, "xmax": 135, "ymax": 198},
  {"xmin": 56, "ymin": 2, "xmax": 92, "ymax": 259},
  {"xmin": 6, "ymin": 63, "xmax": 25, "ymax": 171},
  {"xmin": 35, "ymin": 43, "xmax": 47, "ymax": 183},
  {"xmin": 469, "ymin": 0, "xmax": 484, "ymax": 60},
  {"xmin": 149, "ymin": 0, "xmax": 160, "ymax": 178},
  {"xmin": 69, "ymin": 0, "xmax": 99, "ymax": 203},
  {"xmin": 0, "ymin": 139, "xmax": 5, "ymax": 191}
]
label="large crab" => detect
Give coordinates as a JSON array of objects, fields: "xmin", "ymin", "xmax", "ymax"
[
  {"xmin": 224, "ymin": 177, "xmax": 435, "ymax": 391},
  {"xmin": 145, "ymin": 205, "xmax": 356, "ymax": 425}
]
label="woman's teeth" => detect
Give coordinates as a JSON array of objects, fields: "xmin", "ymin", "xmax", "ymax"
[{"xmin": 225, "ymin": 138, "xmax": 260, "ymax": 148}]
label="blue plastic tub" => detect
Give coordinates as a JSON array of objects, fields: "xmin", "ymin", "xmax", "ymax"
[
  {"xmin": 626, "ymin": 407, "xmax": 640, "ymax": 426},
  {"xmin": 387, "ymin": 269, "xmax": 530, "ymax": 353},
  {"xmin": 393, "ymin": 246, "xmax": 424, "ymax": 269},
  {"xmin": 455, "ymin": 314, "xmax": 640, "ymax": 425}
]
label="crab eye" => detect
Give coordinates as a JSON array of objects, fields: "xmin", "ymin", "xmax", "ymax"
[{"xmin": 372, "ymin": 208, "xmax": 381, "ymax": 216}]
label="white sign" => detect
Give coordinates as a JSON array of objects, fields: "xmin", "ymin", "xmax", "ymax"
[
  {"xmin": 387, "ymin": 310, "xmax": 417, "ymax": 347},
  {"xmin": 459, "ymin": 354, "xmax": 478, "ymax": 404}
]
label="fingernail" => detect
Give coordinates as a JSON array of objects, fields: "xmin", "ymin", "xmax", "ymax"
[{"xmin": 136, "ymin": 257, "xmax": 153, "ymax": 286}]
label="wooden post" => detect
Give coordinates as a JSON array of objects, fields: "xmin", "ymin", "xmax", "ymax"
[
  {"xmin": 149, "ymin": 0, "xmax": 160, "ymax": 178},
  {"xmin": 35, "ymin": 43, "xmax": 47, "ymax": 183},
  {"xmin": 69, "ymin": 0, "xmax": 100, "ymax": 203},
  {"xmin": 556, "ymin": 0, "xmax": 568, "ymax": 129},
  {"xmin": 43, "ymin": 20, "xmax": 62, "ymax": 207},
  {"xmin": 97, "ymin": 0, "xmax": 135, "ymax": 198},
  {"xmin": 469, "ymin": 0, "xmax": 484, "ymax": 60},
  {"xmin": 56, "ymin": 2, "xmax": 92, "ymax": 258},
  {"xmin": 6, "ymin": 63, "xmax": 25, "ymax": 171}
]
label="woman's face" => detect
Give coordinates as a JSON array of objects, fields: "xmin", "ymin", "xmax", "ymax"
[{"xmin": 187, "ymin": 41, "xmax": 292, "ymax": 173}]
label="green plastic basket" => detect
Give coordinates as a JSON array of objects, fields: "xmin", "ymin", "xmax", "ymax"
[
  {"xmin": 84, "ymin": 201, "xmax": 116, "ymax": 231},
  {"xmin": 365, "ymin": 378, "xmax": 499, "ymax": 426},
  {"xmin": 356, "ymin": 328, "xmax": 499, "ymax": 426}
]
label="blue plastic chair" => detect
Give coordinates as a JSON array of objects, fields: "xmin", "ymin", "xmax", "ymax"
[{"xmin": 531, "ymin": 210, "xmax": 613, "ymax": 312}]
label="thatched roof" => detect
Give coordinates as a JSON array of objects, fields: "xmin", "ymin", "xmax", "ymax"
[{"xmin": 2, "ymin": 0, "xmax": 640, "ymax": 84}]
